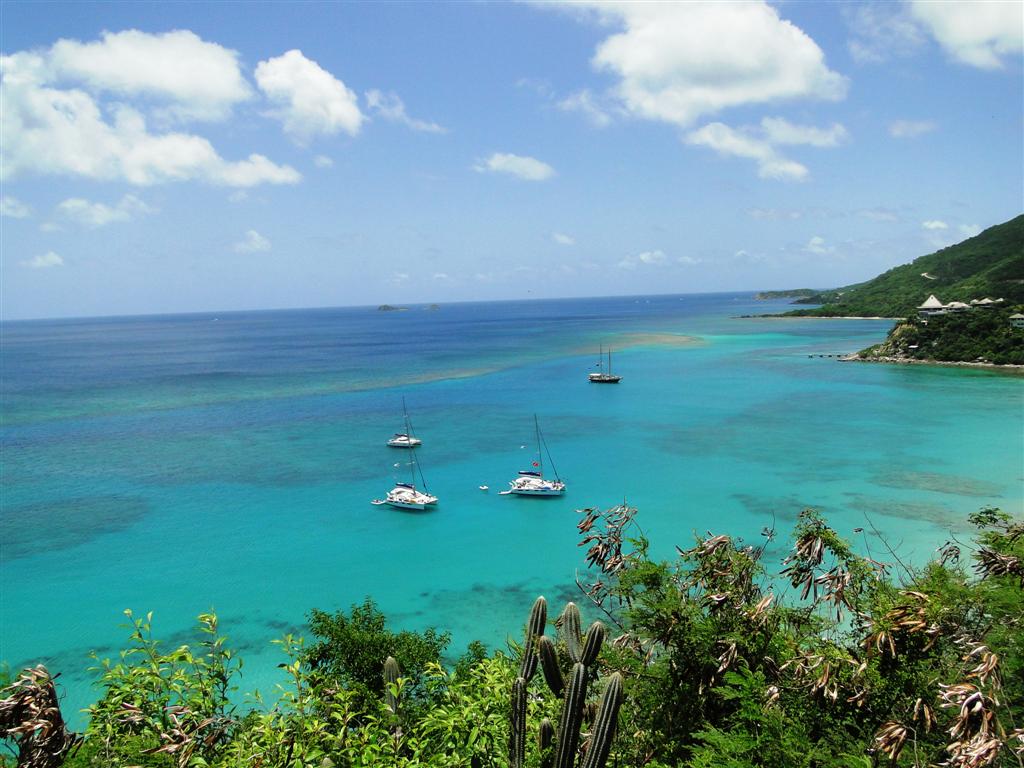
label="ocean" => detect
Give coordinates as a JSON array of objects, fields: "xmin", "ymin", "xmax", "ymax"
[{"xmin": 2, "ymin": 292, "xmax": 1021, "ymax": 723}]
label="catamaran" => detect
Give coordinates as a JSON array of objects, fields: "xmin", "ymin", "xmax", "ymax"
[
  {"xmin": 501, "ymin": 415, "xmax": 566, "ymax": 497},
  {"xmin": 588, "ymin": 345, "xmax": 621, "ymax": 383},
  {"xmin": 387, "ymin": 397, "xmax": 422, "ymax": 447},
  {"xmin": 372, "ymin": 446, "xmax": 437, "ymax": 510}
]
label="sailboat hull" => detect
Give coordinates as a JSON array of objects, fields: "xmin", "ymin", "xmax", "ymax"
[{"xmin": 509, "ymin": 486, "xmax": 565, "ymax": 496}]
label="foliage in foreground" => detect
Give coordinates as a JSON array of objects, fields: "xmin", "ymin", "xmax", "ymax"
[{"xmin": 2, "ymin": 506, "xmax": 1022, "ymax": 767}]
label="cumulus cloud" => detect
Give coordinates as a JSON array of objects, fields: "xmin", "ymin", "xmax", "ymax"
[
  {"xmin": 46, "ymin": 29, "xmax": 252, "ymax": 121},
  {"xmin": 549, "ymin": 1, "xmax": 846, "ymax": 128},
  {"xmin": 552, "ymin": 232, "xmax": 575, "ymax": 246},
  {"xmin": 803, "ymin": 236, "xmax": 835, "ymax": 255},
  {"xmin": 959, "ymin": 223, "xmax": 982, "ymax": 238},
  {"xmin": 909, "ymin": 0, "xmax": 1023, "ymax": 69},
  {"xmin": 365, "ymin": 89, "xmax": 446, "ymax": 133},
  {"xmin": 0, "ymin": 49, "xmax": 301, "ymax": 187},
  {"xmin": 557, "ymin": 89, "xmax": 612, "ymax": 127},
  {"xmin": 618, "ymin": 249, "xmax": 668, "ymax": 269},
  {"xmin": 761, "ymin": 117, "xmax": 848, "ymax": 147},
  {"xmin": 686, "ymin": 116, "xmax": 847, "ymax": 179},
  {"xmin": 1, "ymin": 196, "xmax": 31, "ymax": 218},
  {"xmin": 890, "ymin": 119, "xmax": 936, "ymax": 139},
  {"xmin": 433, "ymin": 272, "xmax": 449, "ymax": 280},
  {"xmin": 21, "ymin": 251, "xmax": 64, "ymax": 269},
  {"xmin": 473, "ymin": 153, "xmax": 555, "ymax": 181},
  {"xmin": 55, "ymin": 193, "xmax": 154, "ymax": 228},
  {"xmin": 922, "ymin": 220, "xmax": 948, "ymax": 230},
  {"xmin": 255, "ymin": 50, "xmax": 363, "ymax": 143},
  {"xmin": 233, "ymin": 229, "xmax": 271, "ymax": 253}
]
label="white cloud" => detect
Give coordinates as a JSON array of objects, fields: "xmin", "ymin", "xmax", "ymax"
[
  {"xmin": 618, "ymin": 249, "xmax": 668, "ymax": 269},
  {"xmin": 21, "ymin": 250, "xmax": 63, "ymax": 269},
  {"xmin": 910, "ymin": 0, "xmax": 1023, "ymax": 69},
  {"xmin": 552, "ymin": 232, "xmax": 575, "ymax": 246},
  {"xmin": 255, "ymin": 50, "xmax": 363, "ymax": 143},
  {"xmin": 314, "ymin": 155, "xmax": 334, "ymax": 168},
  {"xmin": 677, "ymin": 255, "xmax": 700, "ymax": 266},
  {"xmin": 803, "ymin": 235, "xmax": 835, "ymax": 255},
  {"xmin": 557, "ymin": 89, "xmax": 612, "ymax": 127},
  {"xmin": 47, "ymin": 29, "xmax": 252, "ymax": 121},
  {"xmin": 687, "ymin": 116, "xmax": 846, "ymax": 179},
  {"xmin": 473, "ymin": 153, "xmax": 555, "ymax": 181},
  {"xmin": 1, "ymin": 196, "xmax": 31, "ymax": 218},
  {"xmin": 55, "ymin": 193, "xmax": 154, "ymax": 228},
  {"xmin": 551, "ymin": 1, "xmax": 846, "ymax": 128},
  {"xmin": 889, "ymin": 119, "xmax": 936, "ymax": 139},
  {"xmin": 749, "ymin": 207, "xmax": 803, "ymax": 220},
  {"xmin": 761, "ymin": 117, "xmax": 848, "ymax": 147},
  {"xmin": 844, "ymin": 4, "xmax": 925, "ymax": 64},
  {"xmin": 686, "ymin": 122, "xmax": 807, "ymax": 181},
  {"xmin": 859, "ymin": 207, "xmax": 900, "ymax": 222},
  {"xmin": 959, "ymin": 223, "xmax": 982, "ymax": 238},
  {"xmin": 0, "ymin": 55, "xmax": 301, "ymax": 187},
  {"xmin": 365, "ymin": 89, "xmax": 446, "ymax": 133},
  {"xmin": 233, "ymin": 229, "xmax": 271, "ymax": 253},
  {"xmin": 922, "ymin": 220, "xmax": 948, "ymax": 230},
  {"xmin": 433, "ymin": 272, "xmax": 449, "ymax": 280}
]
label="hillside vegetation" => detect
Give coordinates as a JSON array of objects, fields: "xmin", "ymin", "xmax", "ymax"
[
  {"xmin": 784, "ymin": 214, "xmax": 1024, "ymax": 318},
  {"xmin": 857, "ymin": 306, "xmax": 1024, "ymax": 365}
]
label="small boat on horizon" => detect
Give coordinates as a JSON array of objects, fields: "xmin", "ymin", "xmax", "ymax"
[
  {"xmin": 500, "ymin": 415, "xmax": 565, "ymax": 497},
  {"xmin": 588, "ymin": 344, "xmax": 621, "ymax": 384},
  {"xmin": 387, "ymin": 397, "xmax": 422, "ymax": 447}
]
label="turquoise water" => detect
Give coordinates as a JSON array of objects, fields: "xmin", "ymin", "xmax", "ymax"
[{"xmin": 2, "ymin": 293, "xmax": 1021, "ymax": 723}]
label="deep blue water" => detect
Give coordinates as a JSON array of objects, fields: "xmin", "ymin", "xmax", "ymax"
[{"xmin": 2, "ymin": 292, "xmax": 1021, "ymax": 723}]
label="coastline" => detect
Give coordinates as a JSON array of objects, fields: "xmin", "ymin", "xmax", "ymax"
[
  {"xmin": 739, "ymin": 314, "xmax": 901, "ymax": 320},
  {"xmin": 840, "ymin": 354, "xmax": 1024, "ymax": 373}
]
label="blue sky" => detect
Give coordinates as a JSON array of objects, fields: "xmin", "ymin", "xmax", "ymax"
[{"xmin": 1, "ymin": 1, "xmax": 1021, "ymax": 320}]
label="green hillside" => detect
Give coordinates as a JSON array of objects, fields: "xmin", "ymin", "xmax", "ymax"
[{"xmin": 784, "ymin": 214, "xmax": 1024, "ymax": 317}]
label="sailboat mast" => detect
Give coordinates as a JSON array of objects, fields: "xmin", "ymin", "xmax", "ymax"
[
  {"xmin": 534, "ymin": 414, "xmax": 543, "ymax": 476},
  {"xmin": 608, "ymin": 348, "xmax": 612, "ymax": 375}
]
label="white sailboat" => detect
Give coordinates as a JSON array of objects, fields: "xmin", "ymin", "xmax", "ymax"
[
  {"xmin": 387, "ymin": 397, "xmax": 422, "ymax": 447},
  {"xmin": 588, "ymin": 344, "xmax": 621, "ymax": 383},
  {"xmin": 501, "ymin": 415, "xmax": 565, "ymax": 497},
  {"xmin": 372, "ymin": 446, "xmax": 438, "ymax": 510}
]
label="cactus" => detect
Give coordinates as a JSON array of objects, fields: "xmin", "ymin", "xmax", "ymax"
[
  {"xmin": 519, "ymin": 596, "xmax": 547, "ymax": 682},
  {"xmin": 579, "ymin": 673, "xmax": 624, "ymax": 768},
  {"xmin": 508, "ymin": 597, "xmax": 623, "ymax": 768},
  {"xmin": 510, "ymin": 676, "xmax": 527, "ymax": 768},
  {"xmin": 557, "ymin": 602, "xmax": 584, "ymax": 663},
  {"xmin": 538, "ymin": 635, "xmax": 564, "ymax": 697},
  {"xmin": 538, "ymin": 717, "xmax": 555, "ymax": 768},
  {"xmin": 383, "ymin": 656, "xmax": 401, "ymax": 715},
  {"xmin": 554, "ymin": 662, "xmax": 588, "ymax": 768},
  {"xmin": 580, "ymin": 621, "xmax": 606, "ymax": 666}
]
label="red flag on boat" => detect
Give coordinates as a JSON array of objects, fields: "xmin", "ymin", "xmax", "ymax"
[{"xmin": 532, "ymin": 461, "xmax": 539, "ymax": 467}]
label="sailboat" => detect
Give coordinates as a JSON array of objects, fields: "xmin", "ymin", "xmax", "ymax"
[
  {"xmin": 387, "ymin": 397, "xmax": 422, "ymax": 447},
  {"xmin": 372, "ymin": 446, "xmax": 438, "ymax": 510},
  {"xmin": 501, "ymin": 415, "xmax": 566, "ymax": 497},
  {"xmin": 588, "ymin": 344, "xmax": 621, "ymax": 383}
]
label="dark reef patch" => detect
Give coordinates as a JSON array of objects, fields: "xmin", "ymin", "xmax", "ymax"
[{"xmin": 1, "ymin": 494, "xmax": 150, "ymax": 559}]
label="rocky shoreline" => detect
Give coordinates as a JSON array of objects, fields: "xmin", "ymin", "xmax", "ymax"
[{"xmin": 840, "ymin": 354, "xmax": 1024, "ymax": 372}]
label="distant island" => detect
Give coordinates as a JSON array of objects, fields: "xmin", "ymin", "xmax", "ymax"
[
  {"xmin": 377, "ymin": 304, "xmax": 408, "ymax": 312},
  {"xmin": 775, "ymin": 214, "xmax": 1023, "ymax": 318},
  {"xmin": 753, "ymin": 288, "xmax": 818, "ymax": 300}
]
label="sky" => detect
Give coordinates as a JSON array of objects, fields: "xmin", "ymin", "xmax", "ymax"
[{"xmin": 1, "ymin": 1, "xmax": 1022, "ymax": 320}]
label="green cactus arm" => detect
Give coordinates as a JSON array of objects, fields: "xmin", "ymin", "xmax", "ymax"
[
  {"xmin": 538, "ymin": 717, "xmax": 555, "ymax": 768},
  {"xmin": 519, "ymin": 596, "xmax": 548, "ymax": 682},
  {"xmin": 510, "ymin": 675, "xmax": 527, "ymax": 768},
  {"xmin": 554, "ymin": 662, "xmax": 588, "ymax": 768},
  {"xmin": 580, "ymin": 622, "xmax": 606, "ymax": 667},
  {"xmin": 538, "ymin": 636, "xmax": 565, "ymax": 697},
  {"xmin": 558, "ymin": 603, "xmax": 584, "ymax": 664},
  {"xmin": 579, "ymin": 673, "xmax": 624, "ymax": 768}
]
